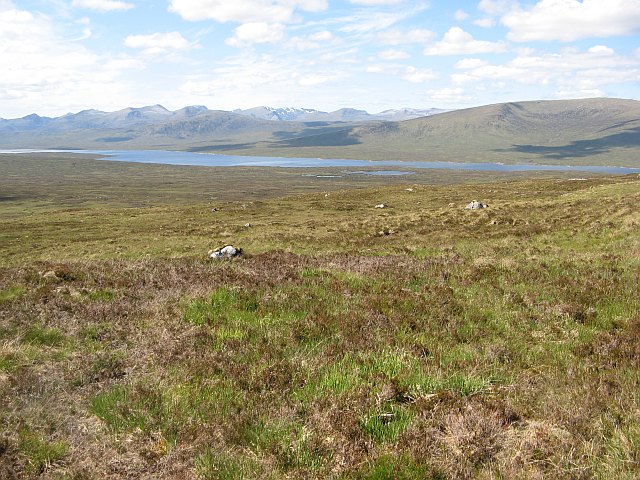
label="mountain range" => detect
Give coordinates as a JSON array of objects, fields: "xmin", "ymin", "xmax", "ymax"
[
  {"xmin": 0, "ymin": 104, "xmax": 445, "ymax": 130},
  {"xmin": 233, "ymin": 106, "xmax": 447, "ymax": 122},
  {"xmin": 1, "ymin": 98, "xmax": 639, "ymax": 167}
]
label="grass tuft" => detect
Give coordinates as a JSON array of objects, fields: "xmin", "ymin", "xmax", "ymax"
[
  {"xmin": 18, "ymin": 429, "xmax": 68, "ymax": 474},
  {"xmin": 361, "ymin": 405, "xmax": 414, "ymax": 443},
  {"xmin": 0, "ymin": 285, "xmax": 26, "ymax": 303},
  {"xmin": 23, "ymin": 326, "xmax": 65, "ymax": 347}
]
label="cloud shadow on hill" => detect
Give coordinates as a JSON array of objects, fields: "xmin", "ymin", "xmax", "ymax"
[
  {"xmin": 269, "ymin": 129, "xmax": 361, "ymax": 148},
  {"xmin": 188, "ymin": 142, "xmax": 259, "ymax": 152},
  {"xmin": 508, "ymin": 127, "xmax": 640, "ymax": 159},
  {"xmin": 271, "ymin": 125, "xmax": 355, "ymax": 141}
]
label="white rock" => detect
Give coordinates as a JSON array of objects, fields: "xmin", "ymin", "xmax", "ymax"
[
  {"xmin": 374, "ymin": 203, "xmax": 387, "ymax": 209},
  {"xmin": 465, "ymin": 200, "xmax": 488, "ymax": 210},
  {"xmin": 208, "ymin": 245, "xmax": 242, "ymax": 259}
]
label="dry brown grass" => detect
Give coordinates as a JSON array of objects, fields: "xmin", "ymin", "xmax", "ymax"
[{"xmin": 0, "ymin": 166, "xmax": 639, "ymax": 478}]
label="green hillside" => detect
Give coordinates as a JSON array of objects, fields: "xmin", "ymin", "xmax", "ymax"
[
  {"xmin": 209, "ymin": 98, "xmax": 640, "ymax": 167},
  {"xmin": 2, "ymin": 98, "xmax": 639, "ymax": 167}
]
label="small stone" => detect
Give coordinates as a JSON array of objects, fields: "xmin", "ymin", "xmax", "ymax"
[
  {"xmin": 244, "ymin": 223, "xmax": 252, "ymax": 228},
  {"xmin": 374, "ymin": 203, "xmax": 387, "ymax": 209},
  {"xmin": 208, "ymin": 245, "xmax": 242, "ymax": 259},
  {"xmin": 465, "ymin": 200, "xmax": 488, "ymax": 210}
]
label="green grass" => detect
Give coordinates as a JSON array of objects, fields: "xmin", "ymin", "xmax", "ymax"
[
  {"xmin": 23, "ymin": 326, "xmax": 65, "ymax": 347},
  {"xmin": 183, "ymin": 287, "xmax": 258, "ymax": 327},
  {"xmin": 18, "ymin": 429, "xmax": 68, "ymax": 474},
  {"xmin": 196, "ymin": 449, "xmax": 263, "ymax": 479},
  {"xmin": 90, "ymin": 377, "xmax": 241, "ymax": 444},
  {"xmin": 350, "ymin": 455, "xmax": 438, "ymax": 480},
  {"xmin": 1, "ymin": 156, "xmax": 639, "ymax": 478},
  {"xmin": 88, "ymin": 288, "xmax": 117, "ymax": 301},
  {"xmin": 361, "ymin": 405, "xmax": 414, "ymax": 443},
  {"xmin": 0, "ymin": 285, "xmax": 26, "ymax": 303}
]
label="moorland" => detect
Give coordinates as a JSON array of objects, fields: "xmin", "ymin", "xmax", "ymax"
[{"xmin": 1, "ymin": 149, "xmax": 639, "ymax": 478}]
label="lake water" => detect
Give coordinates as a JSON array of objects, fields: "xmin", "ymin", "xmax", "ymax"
[{"xmin": 2, "ymin": 149, "xmax": 640, "ymax": 175}]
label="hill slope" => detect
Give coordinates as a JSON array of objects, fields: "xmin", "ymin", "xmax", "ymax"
[
  {"xmin": 0, "ymin": 107, "xmax": 358, "ymax": 151},
  {"xmin": 1, "ymin": 98, "xmax": 639, "ymax": 166},
  {"xmin": 240, "ymin": 98, "xmax": 640, "ymax": 166}
]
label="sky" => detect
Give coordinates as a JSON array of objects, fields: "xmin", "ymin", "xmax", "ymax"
[{"xmin": 1, "ymin": 0, "xmax": 640, "ymax": 118}]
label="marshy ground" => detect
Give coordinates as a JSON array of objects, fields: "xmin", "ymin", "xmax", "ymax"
[{"xmin": 0, "ymin": 154, "xmax": 639, "ymax": 478}]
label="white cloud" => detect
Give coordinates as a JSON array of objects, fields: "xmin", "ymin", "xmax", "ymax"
[
  {"xmin": 455, "ymin": 58, "xmax": 488, "ymax": 69},
  {"xmin": 298, "ymin": 73, "xmax": 339, "ymax": 86},
  {"xmin": 424, "ymin": 27, "xmax": 506, "ymax": 55},
  {"xmin": 168, "ymin": 0, "xmax": 327, "ymax": 24},
  {"xmin": 180, "ymin": 55, "xmax": 291, "ymax": 94},
  {"xmin": 378, "ymin": 48, "xmax": 409, "ymax": 60},
  {"xmin": 72, "ymin": 0, "xmax": 134, "ymax": 12},
  {"xmin": 454, "ymin": 9, "xmax": 469, "ymax": 21},
  {"xmin": 310, "ymin": 30, "xmax": 333, "ymax": 41},
  {"xmin": 553, "ymin": 88, "xmax": 604, "ymax": 99},
  {"xmin": 226, "ymin": 22, "xmax": 284, "ymax": 47},
  {"xmin": 478, "ymin": 0, "xmax": 514, "ymax": 15},
  {"xmin": 588, "ymin": 45, "xmax": 615, "ymax": 56},
  {"xmin": 339, "ymin": 9, "xmax": 418, "ymax": 33},
  {"xmin": 474, "ymin": 18, "xmax": 495, "ymax": 28},
  {"xmin": 287, "ymin": 30, "xmax": 335, "ymax": 50},
  {"xmin": 178, "ymin": 53, "xmax": 350, "ymax": 109},
  {"xmin": 378, "ymin": 28, "xmax": 435, "ymax": 45},
  {"xmin": 363, "ymin": 63, "xmax": 437, "ymax": 83},
  {"xmin": 450, "ymin": 47, "xmax": 640, "ymax": 93},
  {"xmin": 349, "ymin": 0, "xmax": 405, "ymax": 4},
  {"xmin": 402, "ymin": 66, "xmax": 437, "ymax": 83},
  {"xmin": 320, "ymin": 48, "xmax": 359, "ymax": 63},
  {"xmin": 0, "ymin": 4, "xmax": 137, "ymax": 116},
  {"xmin": 502, "ymin": 0, "xmax": 640, "ymax": 42},
  {"xmin": 124, "ymin": 32, "xmax": 198, "ymax": 55},
  {"xmin": 427, "ymin": 87, "xmax": 471, "ymax": 103},
  {"xmin": 366, "ymin": 65, "xmax": 387, "ymax": 73}
]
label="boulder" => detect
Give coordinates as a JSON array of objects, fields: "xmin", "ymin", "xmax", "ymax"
[
  {"xmin": 374, "ymin": 203, "xmax": 387, "ymax": 209},
  {"xmin": 208, "ymin": 245, "xmax": 242, "ymax": 259},
  {"xmin": 465, "ymin": 200, "xmax": 488, "ymax": 210}
]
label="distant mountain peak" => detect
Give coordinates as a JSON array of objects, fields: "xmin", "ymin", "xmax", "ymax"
[
  {"xmin": 132, "ymin": 104, "xmax": 171, "ymax": 114},
  {"xmin": 233, "ymin": 106, "xmax": 448, "ymax": 122},
  {"xmin": 236, "ymin": 106, "xmax": 324, "ymax": 121}
]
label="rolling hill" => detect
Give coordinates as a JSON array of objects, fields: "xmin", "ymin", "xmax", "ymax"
[
  {"xmin": 0, "ymin": 106, "xmax": 358, "ymax": 151},
  {"xmin": 1, "ymin": 98, "xmax": 639, "ymax": 166},
  {"xmin": 234, "ymin": 98, "xmax": 640, "ymax": 167}
]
